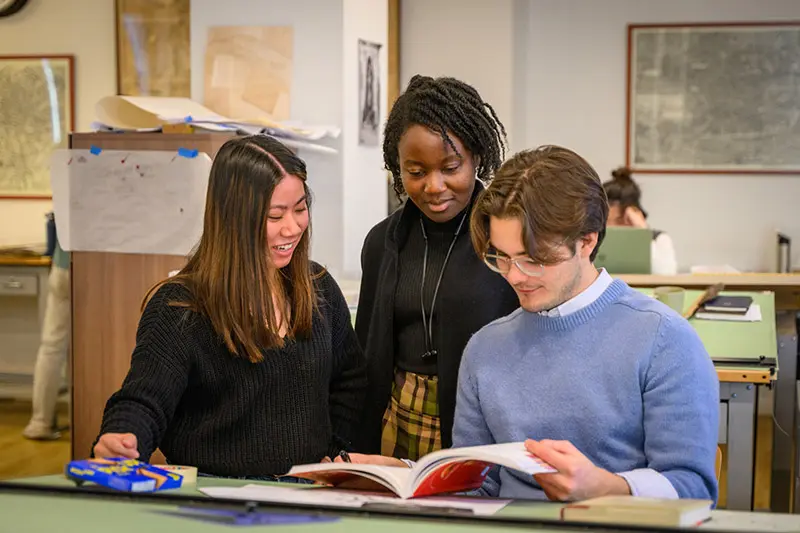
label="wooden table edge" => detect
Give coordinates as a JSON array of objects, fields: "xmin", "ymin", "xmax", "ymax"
[{"xmin": 716, "ymin": 367, "xmax": 773, "ymax": 384}]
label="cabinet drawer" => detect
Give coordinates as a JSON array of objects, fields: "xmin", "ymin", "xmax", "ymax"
[{"xmin": 0, "ymin": 274, "xmax": 38, "ymax": 296}]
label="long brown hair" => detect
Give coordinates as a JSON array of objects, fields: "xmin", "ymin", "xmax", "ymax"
[
  {"xmin": 470, "ymin": 145, "xmax": 608, "ymax": 263},
  {"xmin": 145, "ymin": 135, "xmax": 317, "ymax": 363}
]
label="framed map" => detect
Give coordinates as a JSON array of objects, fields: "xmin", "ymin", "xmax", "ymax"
[
  {"xmin": 0, "ymin": 55, "xmax": 74, "ymax": 199},
  {"xmin": 626, "ymin": 22, "xmax": 800, "ymax": 174},
  {"xmin": 115, "ymin": 0, "xmax": 190, "ymax": 97}
]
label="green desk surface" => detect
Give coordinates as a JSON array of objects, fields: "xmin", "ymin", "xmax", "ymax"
[
  {"xmin": 637, "ymin": 289, "xmax": 778, "ymax": 369},
  {"xmin": 4, "ymin": 475, "xmax": 800, "ymax": 532},
  {"xmin": 0, "ymin": 475, "xmax": 568, "ymax": 533}
]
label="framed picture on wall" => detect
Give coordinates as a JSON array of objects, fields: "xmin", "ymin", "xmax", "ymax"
[
  {"xmin": 358, "ymin": 39, "xmax": 382, "ymax": 146},
  {"xmin": 0, "ymin": 55, "xmax": 74, "ymax": 199},
  {"xmin": 626, "ymin": 21, "xmax": 800, "ymax": 174},
  {"xmin": 115, "ymin": 0, "xmax": 190, "ymax": 97}
]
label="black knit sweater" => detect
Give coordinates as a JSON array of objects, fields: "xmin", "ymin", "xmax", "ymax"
[{"xmin": 96, "ymin": 265, "xmax": 366, "ymax": 477}]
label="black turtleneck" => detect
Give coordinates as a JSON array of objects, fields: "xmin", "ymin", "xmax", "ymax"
[{"xmin": 394, "ymin": 208, "xmax": 467, "ymax": 375}]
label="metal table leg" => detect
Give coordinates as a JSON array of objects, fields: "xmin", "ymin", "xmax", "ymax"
[{"xmin": 722, "ymin": 381, "xmax": 756, "ymax": 510}]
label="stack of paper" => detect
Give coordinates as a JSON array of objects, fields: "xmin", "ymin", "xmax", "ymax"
[{"xmin": 92, "ymin": 95, "xmax": 340, "ymax": 154}]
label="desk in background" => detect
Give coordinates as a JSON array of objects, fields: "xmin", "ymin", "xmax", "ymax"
[
  {"xmin": 0, "ymin": 254, "xmax": 51, "ymax": 399},
  {"xmin": 627, "ymin": 273, "xmax": 799, "ymax": 513},
  {"xmin": 637, "ymin": 289, "xmax": 777, "ymax": 512},
  {"xmin": 618, "ymin": 273, "xmax": 800, "ymax": 311}
]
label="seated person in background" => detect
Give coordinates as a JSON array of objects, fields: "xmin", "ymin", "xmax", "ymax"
[
  {"xmin": 455, "ymin": 146, "xmax": 719, "ymax": 502},
  {"xmin": 603, "ymin": 167, "xmax": 677, "ymax": 275},
  {"xmin": 93, "ymin": 135, "xmax": 366, "ymax": 480}
]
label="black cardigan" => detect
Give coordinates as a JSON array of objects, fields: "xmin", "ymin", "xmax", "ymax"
[{"xmin": 353, "ymin": 187, "xmax": 520, "ymax": 453}]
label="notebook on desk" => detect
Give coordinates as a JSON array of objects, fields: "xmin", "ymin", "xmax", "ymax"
[
  {"xmin": 694, "ymin": 295, "xmax": 761, "ymax": 322},
  {"xmin": 702, "ymin": 295, "xmax": 753, "ymax": 314},
  {"xmin": 594, "ymin": 227, "xmax": 652, "ymax": 274}
]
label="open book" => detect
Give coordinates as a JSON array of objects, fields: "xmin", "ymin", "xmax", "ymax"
[{"xmin": 286, "ymin": 442, "xmax": 555, "ymax": 499}]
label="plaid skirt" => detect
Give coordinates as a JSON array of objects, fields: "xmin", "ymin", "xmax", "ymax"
[{"xmin": 380, "ymin": 370, "xmax": 442, "ymax": 461}]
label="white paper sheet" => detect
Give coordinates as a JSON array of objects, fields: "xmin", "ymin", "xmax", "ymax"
[
  {"xmin": 200, "ymin": 484, "xmax": 510, "ymax": 516},
  {"xmin": 50, "ymin": 148, "xmax": 211, "ymax": 255}
]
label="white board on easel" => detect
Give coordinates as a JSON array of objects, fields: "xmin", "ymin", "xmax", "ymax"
[{"xmin": 50, "ymin": 148, "xmax": 211, "ymax": 256}]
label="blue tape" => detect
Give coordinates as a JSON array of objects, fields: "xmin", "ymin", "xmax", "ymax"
[
  {"xmin": 184, "ymin": 115, "xmax": 193, "ymax": 123},
  {"xmin": 89, "ymin": 145, "xmax": 102, "ymax": 155},
  {"xmin": 177, "ymin": 148, "xmax": 199, "ymax": 159}
]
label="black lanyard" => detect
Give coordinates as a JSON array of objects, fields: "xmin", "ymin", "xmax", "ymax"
[{"xmin": 419, "ymin": 211, "xmax": 468, "ymax": 359}]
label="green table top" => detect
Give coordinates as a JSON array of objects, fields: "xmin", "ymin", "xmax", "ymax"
[
  {"xmin": 0, "ymin": 475, "xmax": 565, "ymax": 533},
  {"xmin": 4, "ymin": 475, "xmax": 800, "ymax": 532},
  {"xmin": 636, "ymin": 289, "xmax": 777, "ymax": 368}
]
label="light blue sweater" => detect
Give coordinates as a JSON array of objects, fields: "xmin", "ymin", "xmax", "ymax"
[{"xmin": 453, "ymin": 279, "xmax": 719, "ymax": 503}]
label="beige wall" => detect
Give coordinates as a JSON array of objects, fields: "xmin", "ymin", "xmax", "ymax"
[
  {"xmin": 0, "ymin": 0, "xmax": 116, "ymax": 247},
  {"xmin": 400, "ymin": 0, "xmax": 516, "ymax": 150}
]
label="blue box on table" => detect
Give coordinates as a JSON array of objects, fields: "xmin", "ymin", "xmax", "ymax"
[{"xmin": 65, "ymin": 457, "xmax": 184, "ymax": 492}]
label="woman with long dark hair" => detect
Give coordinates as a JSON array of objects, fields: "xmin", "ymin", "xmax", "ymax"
[{"xmin": 93, "ymin": 135, "xmax": 366, "ymax": 479}]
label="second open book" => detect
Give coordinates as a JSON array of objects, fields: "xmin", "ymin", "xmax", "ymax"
[{"xmin": 287, "ymin": 442, "xmax": 556, "ymax": 499}]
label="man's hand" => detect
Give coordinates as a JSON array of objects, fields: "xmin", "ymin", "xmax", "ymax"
[
  {"xmin": 93, "ymin": 433, "xmax": 140, "ymax": 459},
  {"xmin": 526, "ymin": 439, "xmax": 630, "ymax": 501}
]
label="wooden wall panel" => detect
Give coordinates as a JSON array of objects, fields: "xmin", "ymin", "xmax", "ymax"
[{"xmin": 388, "ymin": 0, "xmax": 400, "ymax": 110}]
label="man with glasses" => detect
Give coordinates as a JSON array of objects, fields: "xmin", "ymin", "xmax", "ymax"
[{"xmin": 455, "ymin": 145, "xmax": 719, "ymax": 503}]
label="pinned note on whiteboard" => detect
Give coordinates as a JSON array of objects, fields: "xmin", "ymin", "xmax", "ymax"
[{"xmin": 50, "ymin": 149, "xmax": 211, "ymax": 256}]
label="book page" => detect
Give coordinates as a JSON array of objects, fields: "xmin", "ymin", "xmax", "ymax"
[
  {"xmin": 410, "ymin": 442, "xmax": 556, "ymax": 498},
  {"xmin": 415, "ymin": 442, "xmax": 555, "ymax": 480},
  {"xmin": 287, "ymin": 463, "xmax": 411, "ymax": 497}
]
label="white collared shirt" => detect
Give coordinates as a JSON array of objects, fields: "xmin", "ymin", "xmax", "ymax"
[{"xmin": 538, "ymin": 268, "xmax": 613, "ymax": 318}]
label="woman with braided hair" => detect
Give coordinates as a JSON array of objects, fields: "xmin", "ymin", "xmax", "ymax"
[{"xmin": 350, "ymin": 75, "xmax": 520, "ymax": 465}]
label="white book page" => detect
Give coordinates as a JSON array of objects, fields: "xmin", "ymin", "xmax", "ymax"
[{"xmin": 414, "ymin": 441, "xmax": 556, "ymax": 483}]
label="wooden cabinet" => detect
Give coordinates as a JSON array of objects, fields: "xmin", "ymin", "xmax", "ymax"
[{"xmin": 68, "ymin": 132, "xmax": 236, "ymax": 460}]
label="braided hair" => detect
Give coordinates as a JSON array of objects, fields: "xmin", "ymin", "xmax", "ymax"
[{"xmin": 383, "ymin": 75, "xmax": 507, "ymax": 197}]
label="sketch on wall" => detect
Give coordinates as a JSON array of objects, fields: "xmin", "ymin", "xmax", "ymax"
[
  {"xmin": 627, "ymin": 22, "xmax": 800, "ymax": 173},
  {"xmin": 0, "ymin": 55, "xmax": 74, "ymax": 198},
  {"xmin": 204, "ymin": 26, "xmax": 294, "ymax": 121},
  {"xmin": 115, "ymin": 0, "xmax": 190, "ymax": 97},
  {"xmin": 50, "ymin": 149, "xmax": 211, "ymax": 255},
  {"xmin": 358, "ymin": 39, "xmax": 382, "ymax": 146}
]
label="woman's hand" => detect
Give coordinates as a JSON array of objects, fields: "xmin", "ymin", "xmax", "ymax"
[
  {"xmin": 624, "ymin": 207, "xmax": 648, "ymax": 229},
  {"xmin": 93, "ymin": 433, "xmax": 140, "ymax": 459}
]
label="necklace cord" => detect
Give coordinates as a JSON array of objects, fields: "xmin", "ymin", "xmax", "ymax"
[{"xmin": 419, "ymin": 211, "xmax": 468, "ymax": 358}]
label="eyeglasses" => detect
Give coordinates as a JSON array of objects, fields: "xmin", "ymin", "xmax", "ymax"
[{"xmin": 482, "ymin": 253, "xmax": 546, "ymax": 277}]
